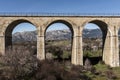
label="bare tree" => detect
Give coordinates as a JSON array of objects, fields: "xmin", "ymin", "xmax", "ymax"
[{"xmin": 0, "ymin": 46, "xmax": 38, "ymax": 80}]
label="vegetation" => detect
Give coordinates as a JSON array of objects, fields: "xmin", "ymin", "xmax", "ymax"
[
  {"xmin": 0, "ymin": 34, "xmax": 119, "ymax": 80},
  {"xmin": 45, "ymin": 40, "xmax": 71, "ymax": 61},
  {"xmin": 83, "ymin": 50, "xmax": 102, "ymax": 57},
  {"xmin": 0, "ymin": 46, "xmax": 91, "ymax": 80},
  {"xmin": 0, "ymin": 45, "xmax": 119, "ymax": 80}
]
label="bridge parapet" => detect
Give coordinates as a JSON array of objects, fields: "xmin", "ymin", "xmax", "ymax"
[{"xmin": 1, "ymin": 12, "xmax": 120, "ymax": 17}]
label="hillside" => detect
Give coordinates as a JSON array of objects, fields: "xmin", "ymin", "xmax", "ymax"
[{"xmin": 12, "ymin": 29, "xmax": 102, "ymax": 43}]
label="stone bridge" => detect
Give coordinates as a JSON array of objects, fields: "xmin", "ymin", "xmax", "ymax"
[{"xmin": 0, "ymin": 15, "xmax": 120, "ymax": 67}]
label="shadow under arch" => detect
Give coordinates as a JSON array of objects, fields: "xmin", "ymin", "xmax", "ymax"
[
  {"xmin": 5, "ymin": 19, "xmax": 37, "ymax": 48},
  {"xmin": 82, "ymin": 20, "xmax": 109, "ymax": 65},
  {"xmin": 44, "ymin": 20, "xmax": 74, "ymax": 61}
]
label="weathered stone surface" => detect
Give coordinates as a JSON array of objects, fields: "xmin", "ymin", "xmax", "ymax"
[{"xmin": 0, "ymin": 16, "xmax": 119, "ymax": 67}]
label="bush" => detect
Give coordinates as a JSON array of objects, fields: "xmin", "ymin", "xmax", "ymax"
[
  {"xmin": 0, "ymin": 46, "xmax": 38, "ymax": 80},
  {"xmin": 105, "ymin": 70, "xmax": 117, "ymax": 79},
  {"xmin": 0, "ymin": 46, "xmax": 92, "ymax": 80},
  {"xmin": 46, "ymin": 45, "xmax": 63, "ymax": 61},
  {"xmin": 33, "ymin": 60, "xmax": 91, "ymax": 80}
]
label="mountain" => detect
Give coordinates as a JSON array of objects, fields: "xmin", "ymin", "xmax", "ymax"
[
  {"xmin": 45, "ymin": 30, "xmax": 72, "ymax": 40},
  {"xmin": 12, "ymin": 29, "xmax": 102, "ymax": 43},
  {"xmin": 12, "ymin": 31, "xmax": 37, "ymax": 43},
  {"xmin": 82, "ymin": 29, "xmax": 102, "ymax": 38}
]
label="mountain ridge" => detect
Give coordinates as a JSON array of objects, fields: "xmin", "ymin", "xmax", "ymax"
[{"xmin": 12, "ymin": 29, "xmax": 102, "ymax": 43}]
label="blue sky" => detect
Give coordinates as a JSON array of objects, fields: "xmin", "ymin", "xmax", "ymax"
[
  {"xmin": 46, "ymin": 23, "xmax": 70, "ymax": 32},
  {"xmin": 0, "ymin": 0, "xmax": 119, "ymax": 33},
  {"xmin": 0, "ymin": 0, "xmax": 120, "ymax": 13},
  {"xmin": 12, "ymin": 23, "xmax": 37, "ymax": 34}
]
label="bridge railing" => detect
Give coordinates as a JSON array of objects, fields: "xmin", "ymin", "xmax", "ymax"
[{"xmin": 0, "ymin": 12, "xmax": 120, "ymax": 16}]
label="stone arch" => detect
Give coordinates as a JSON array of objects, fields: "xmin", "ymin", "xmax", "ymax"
[
  {"xmin": 44, "ymin": 20, "xmax": 74, "ymax": 61},
  {"xmin": 82, "ymin": 20, "xmax": 109, "ymax": 49},
  {"xmin": 44, "ymin": 20, "xmax": 74, "ymax": 36},
  {"xmin": 82, "ymin": 20, "xmax": 110, "ymax": 64},
  {"xmin": 5, "ymin": 19, "xmax": 38, "ymax": 48}
]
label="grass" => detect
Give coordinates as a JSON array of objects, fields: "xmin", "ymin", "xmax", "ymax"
[
  {"xmin": 45, "ymin": 40, "xmax": 120, "ymax": 80},
  {"xmin": 112, "ymin": 67, "xmax": 120, "ymax": 79},
  {"xmin": 94, "ymin": 63, "xmax": 108, "ymax": 71},
  {"xmin": 83, "ymin": 50, "xmax": 102, "ymax": 57},
  {"xmin": 46, "ymin": 40, "xmax": 71, "ymax": 46},
  {"xmin": 62, "ymin": 51, "xmax": 71, "ymax": 59},
  {"xmin": 45, "ymin": 40, "xmax": 72, "ymax": 59},
  {"xmin": 93, "ymin": 63, "xmax": 120, "ymax": 80}
]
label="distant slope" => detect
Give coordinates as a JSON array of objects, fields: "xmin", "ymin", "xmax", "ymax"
[
  {"xmin": 12, "ymin": 31, "xmax": 37, "ymax": 43},
  {"xmin": 82, "ymin": 29, "xmax": 102, "ymax": 38},
  {"xmin": 12, "ymin": 29, "xmax": 102, "ymax": 43},
  {"xmin": 45, "ymin": 29, "xmax": 72, "ymax": 40}
]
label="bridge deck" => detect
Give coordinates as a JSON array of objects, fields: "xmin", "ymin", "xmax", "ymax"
[{"xmin": 0, "ymin": 13, "xmax": 120, "ymax": 17}]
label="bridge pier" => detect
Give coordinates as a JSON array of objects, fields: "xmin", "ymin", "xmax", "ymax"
[
  {"xmin": 111, "ymin": 35, "xmax": 119, "ymax": 67},
  {"xmin": 72, "ymin": 36, "xmax": 83, "ymax": 65},
  {"xmin": 103, "ymin": 32, "xmax": 113, "ymax": 66},
  {"xmin": 103, "ymin": 27, "xmax": 119, "ymax": 67},
  {"xmin": 72, "ymin": 26, "xmax": 83, "ymax": 65},
  {"xmin": 37, "ymin": 36, "xmax": 45, "ymax": 60},
  {"xmin": 76, "ymin": 36, "xmax": 83, "ymax": 65}
]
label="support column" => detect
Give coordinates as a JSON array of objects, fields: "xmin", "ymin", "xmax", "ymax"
[
  {"xmin": 103, "ymin": 33, "xmax": 112, "ymax": 66},
  {"xmin": 37, "ymin": 36, "xmax": 45, "ymax": 60},
  {"xmin": 72, "ymin": 36, "xmax": 77, "ymax": 64},
  {"xmin": 103, "ymin": 29, "xmax": 119, "ymax": 67},
  {"xmin": 72, "ymin": 27, "xmax": 83, "ymax": 65},
  {"xmin": 77, "ymin": 36, "xmax": 83, "ymax": 65},
  {"xmin": 112, "ymin": 35, "xmax": 119, "ymax": 67}
]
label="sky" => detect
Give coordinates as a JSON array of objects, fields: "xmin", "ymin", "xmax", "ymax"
[
  {"xmin": 0, "ymin": 0, "xmax": 120, "ymax": 13},
  {"xmin": 12, "ymin": 23, "xmax": 37, "ymax": 34},
  {"xmin": 0, "ymin": 0, "xmax": 119, "ymax": 33},
  {"xmin": 46, "ymin": 23, "xmax": 70, "ymax": 32}
]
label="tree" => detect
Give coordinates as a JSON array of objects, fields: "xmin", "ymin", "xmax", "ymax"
[{"xmin": 0, "ymin": 46, "xmax": 38, "ymax": 80}]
